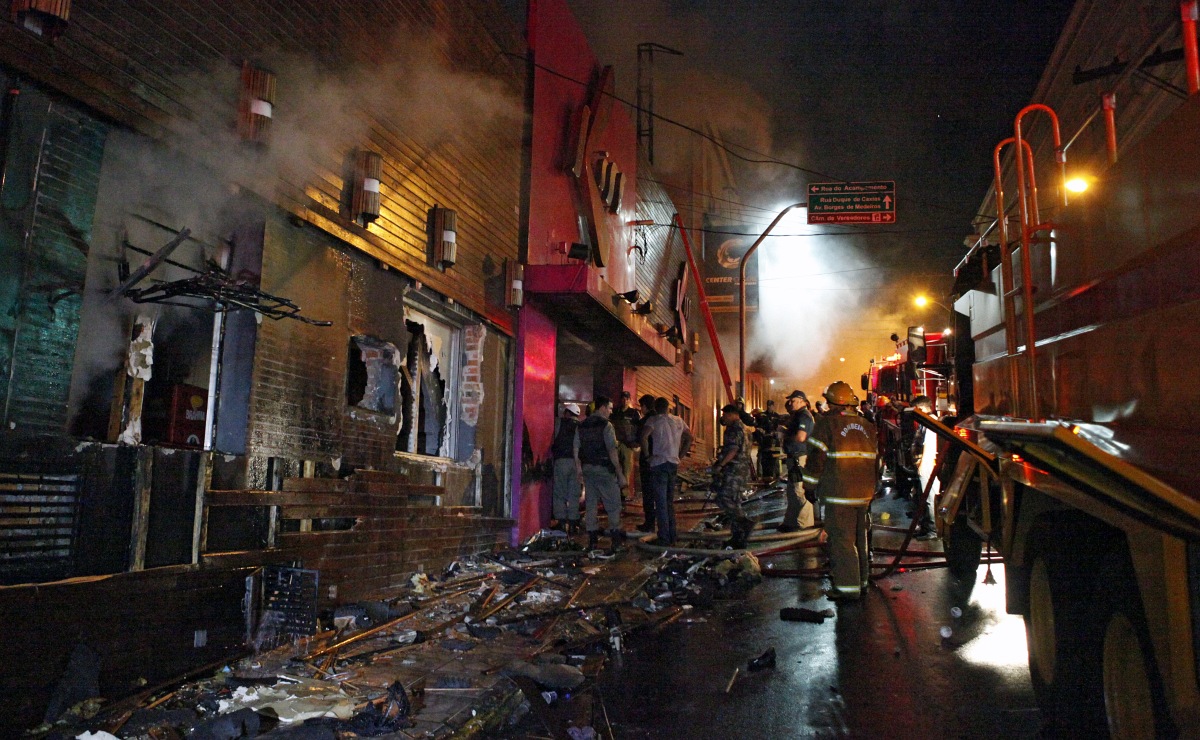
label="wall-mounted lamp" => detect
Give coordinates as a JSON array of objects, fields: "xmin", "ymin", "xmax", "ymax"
[
  {"xmin": 429, "ymin": 206, "xmax": 457, "ymax": 269},
  {"xmin": 690, "ymin": 332, "xmax": 700, "ymax": 353},
  {"xmin": 350, "ymin": 150, "xmax": 382, "ymax": 225},
  {"xmin": 565, "ymin": 242, "xmax": 591, "ymax": 262},
  {"xmin": 616, "ymin": 289, "xmax": 639, "ymax": 304},
  {"xmin": 505, "ymin": 259, "xmax": 524, "ymax": 308},
  {"xmin": 237, "ymin": 61, "xmax": 275, "ymax": 145},
  {"xmin": 633, "ymin": 300, "xmax": 653, "ymax": 315},
  {"xmin": 11, "ymin": 0, "xmax": 70, "ymax": 39}
]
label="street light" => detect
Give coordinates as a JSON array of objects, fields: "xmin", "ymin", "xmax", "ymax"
[{"xmin": 739, "ymin": 202, "xmax": 806, "ymax": 397}]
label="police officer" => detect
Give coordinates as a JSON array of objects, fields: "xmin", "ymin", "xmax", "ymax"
[
  {"xmin": 778, "ymin": 390, "xmax": 815, "ymax": 532},
  {"xmin": 549, "ymin": 404, "xmax": 582, "ymax": 532},
  {"xmin": 803, "ymin": 381, "xmax": 878, "ymax": 600},
  {"xmin": 578, "ymin": 395, "xmax": 626, "ymax": 551},
  {"xmin": 713, "ymin": 403, "xmax": 755, "ymax": 549}
]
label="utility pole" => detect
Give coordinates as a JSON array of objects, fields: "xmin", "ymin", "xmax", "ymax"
[{"xmin": 636, "ymin": 43, "xmax": 683, "ymax": 165}]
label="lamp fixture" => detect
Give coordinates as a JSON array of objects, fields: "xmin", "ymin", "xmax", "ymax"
[
  {"xmin": 633, "ymin": 300, "xmax": 653, "ymax": 315},
  {"xmin": 566, "ymin": 242, "xmax": 591, "ymax": 262},
  {"xmin": 617, "ymin": 289, "xmax": 639, "ymax": 304}
]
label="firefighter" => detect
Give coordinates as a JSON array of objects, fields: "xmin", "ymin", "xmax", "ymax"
[
  {"xmin": 713, "ymin": 403, "xmax": 755, "ymax": 549},
  {"xmin": 803, "ymin": 381, "xmax": 878, "ymax": 600},
  {"xmin": 756, "ymin": 400, "xmax": 783, "ymax": 482}
]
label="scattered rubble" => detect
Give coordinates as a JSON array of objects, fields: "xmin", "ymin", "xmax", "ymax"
[{"xmin": 30, "ymin": 536, "xmax": 771, "ymax": 739}]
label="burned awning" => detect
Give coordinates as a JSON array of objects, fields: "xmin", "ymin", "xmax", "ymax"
[
  {"xmin": 978, "ymin": 419, "xmax": 1200, "ymax": 539},
  {"xmin": 525, "ymin": 264, "xmax": 675, "ymax": 367}
]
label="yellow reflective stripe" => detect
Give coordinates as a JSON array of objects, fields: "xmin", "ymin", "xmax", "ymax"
[
  {"xmin": 802, "ymin": 474, "xmax": 820, "ymax": 485},
  {"xmin": 826, "ymin": 451, "xmax": 876, "ymax": 459},
  {"xmin": 808, "ymin": 438, "xmax": 828, "ymax": 452},
  {"xmin": 834, "ymin": 585, "xmax": 861, "ymax": 594},
  {"xmin": 823, "ymin": 496, "xmax": 873, "ymax": 505}
]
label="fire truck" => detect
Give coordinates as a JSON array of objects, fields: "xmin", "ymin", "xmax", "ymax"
[
  {"xmin": 863, "ymin": 328, "xmax": 951, "ymax": 494},
  {"xmin": 924, "ymin": 13, "xmax": 1200, "ymax": 735}
]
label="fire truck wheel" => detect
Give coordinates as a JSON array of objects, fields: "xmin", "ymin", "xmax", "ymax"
[
  {"xmin": 1098, "ymin": 552, "xmax": 1170, "ymax": 738},
  {"xmin": 1102, "ymin": 612, "xmax": 1155, "ymax": 739},
  {"xmin": 1024, "ymin": 549, "xmax": 1107, "ymax": 735},
  {"xmin": 945, "ymin": 514, "xmax": 982, "ymax": 585}
]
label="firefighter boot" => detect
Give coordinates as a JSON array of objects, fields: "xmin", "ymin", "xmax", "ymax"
[
  {"xmin": 587, "ymin": 530, "xmax": 600, "ymax": 551},
  {"xmin": 730, "ymin": 518, "xmax": 753, "ymax": 549},
  {"xmin": 607, "ymin": 528, "xmax": 625, "ymax": 553}
]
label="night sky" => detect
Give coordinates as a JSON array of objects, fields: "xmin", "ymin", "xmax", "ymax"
[{"xmin": 567, "ymin": 0, "xmax": 1077, "ymax": 385}]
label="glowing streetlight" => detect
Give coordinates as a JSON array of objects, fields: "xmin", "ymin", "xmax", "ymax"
[
  {"xmin": 1065, "ymin": 176, "xmax": 1089, "ymax": 193},
  {"xmin": 914, "ymin": 295, "xmax": 950, "ymax": 312}
]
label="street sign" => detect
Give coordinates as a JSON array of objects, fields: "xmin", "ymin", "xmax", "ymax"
[{"xmin": 807, "ymin": 181, "xmax": 896, "ymax": 224}]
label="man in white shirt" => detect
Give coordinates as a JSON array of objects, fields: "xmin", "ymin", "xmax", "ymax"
[{"xmin": 639, "ymin": 396, "xmax": 694, "ymax": 545}]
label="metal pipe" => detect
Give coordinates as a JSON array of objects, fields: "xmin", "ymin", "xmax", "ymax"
[
  {"xmin": 738, "ymin": 202, "xmax": 806, "ymax": 397},
  {"xmin": 1184, "ymin": 1, "xmax": 1200, "ymax": 95},
  {"xmin": 673, "ymin": 214, "xmax": 736, "ymax": 402},
  {"xmin": 1012, "ymin": 104, "xmax": 1064, "ymax": 421},
  {"xmin": 1102, "ymin": 93, "xmax": 1118, "ymax": 164}
]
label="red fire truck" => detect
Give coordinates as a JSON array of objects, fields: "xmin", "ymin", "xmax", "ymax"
[
  {"xmin": 864, "ymin": 328, "xmax": 951, "ymax": 494},
  {"xmin": 925, "ymin": 30, "xmax": 1200, "ymax": 736}
]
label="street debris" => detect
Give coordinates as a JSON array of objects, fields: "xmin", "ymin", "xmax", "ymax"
[
  {"xmin": 779, "ymin": 607, "xmax": 835, "ymax": 624},
  {"xmin": 30, "ymin": 525, "xmax": 770, "ymax": 740},
  {"xmin": 747, "ymin": 647, "xmax": 777, "ymax": 672}
]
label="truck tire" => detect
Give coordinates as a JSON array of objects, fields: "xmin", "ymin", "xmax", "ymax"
[
  {"xmin": 1024, "ymin": 549, "xmax": 1107, "ymax": 736},
  {"xmin": 945, "ymin": 514, "xmax": 983, "ymax": 584},
  {"xmin": 1098, "ymin": 552, "xmax": 1172, "ymax": 739}
]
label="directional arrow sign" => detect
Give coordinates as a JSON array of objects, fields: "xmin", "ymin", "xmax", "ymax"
[{"xmin": 806, "ymin": 181, "xmax": 896, "ymax": 224}]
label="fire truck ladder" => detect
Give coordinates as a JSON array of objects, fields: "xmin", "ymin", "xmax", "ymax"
[{"xmin": 992, "ymin": 104, "xmax": 1068, "ymax": 421}]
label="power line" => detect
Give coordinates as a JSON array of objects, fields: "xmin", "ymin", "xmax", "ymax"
[{"xmin": 505, "ymin": 51, "xmax": 979, "ymax": 220}]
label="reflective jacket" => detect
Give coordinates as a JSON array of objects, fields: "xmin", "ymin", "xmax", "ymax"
[{"xmin": 802, "ymin": 410, "xmax": 878, "ymax": 505}]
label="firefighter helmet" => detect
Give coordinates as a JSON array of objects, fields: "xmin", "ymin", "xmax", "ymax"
[{"xmin": 823, "ymin": 381, "xmax": 859, "ymax": 407}]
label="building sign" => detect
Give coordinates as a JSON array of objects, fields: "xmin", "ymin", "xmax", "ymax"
[
  {"xmin": 702, "ymin": 216, "xmax": 757, "ymax": 316},
  {"xmin": 807, "ymin": 181, "xmax": 896, "ymax": 224}
]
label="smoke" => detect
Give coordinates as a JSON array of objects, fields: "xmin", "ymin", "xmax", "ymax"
[
  {"xmin": 164, "ymin": 29, "xmax": 522, "ymax": 206},
  {"xmin": 67, "ymin": 25, "xmax": 522, "ymax": 433},
  {"xmin": 565, "ymin": 0, "xmax": 777, "ymax": 180},
  {"xmin": 747, "ymin": 210, "xmax": 950, "ymax": 395}
]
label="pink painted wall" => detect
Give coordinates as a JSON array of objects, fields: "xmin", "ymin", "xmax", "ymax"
[
  {"xmin": 513, "ymin": 304, "xmax": 557, "ymax": 539},
  {"xmin": 527, "ymin": 0, "xmax": 638, "ymax": 295},
  {"xmin": 511, "ymin": 0, "xmax": 646, "ymax": 541}
]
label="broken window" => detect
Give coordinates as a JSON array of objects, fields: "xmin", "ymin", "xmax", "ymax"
[
  {"xmin": 397, "ymin": 310, "xmax": 458, "ymax": 457},
  {"xmin": 346, "ymin": 336, "xmax": 398, "ymax": 415}
]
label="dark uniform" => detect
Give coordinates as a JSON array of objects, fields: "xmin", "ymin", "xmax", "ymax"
[
  {"xmin": 803, "ymin": 408, "xmax": 878, "ymax": 598},
  {"xmin": 756, "ymin": 407, "xmax": 783, "ymax": 480},
  {"xmin": 714, "ymin": 418, "xmax": 755, "ymax": 548},
  {"xmin": 781, "ymin": 404, "xmax": 815, "ymax": 529}
]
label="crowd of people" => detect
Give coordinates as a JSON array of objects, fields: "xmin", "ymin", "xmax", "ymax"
[
  {"xmin": 548, "ymin": 381, "xmax": 949, "ymax": 603},
  {"xmin": 549, "ymin": 392, "xmax": 693, "ymax": 550}
]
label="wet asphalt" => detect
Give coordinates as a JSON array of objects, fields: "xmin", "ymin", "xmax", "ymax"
[{"xmin": 592, "ymin": 492, "xmax": 1040, "ymax": 739}]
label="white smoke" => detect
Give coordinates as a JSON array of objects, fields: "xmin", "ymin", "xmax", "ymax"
[{"xmin": 749, "ymin": 209, "xmax": 910, "ymax": 393}]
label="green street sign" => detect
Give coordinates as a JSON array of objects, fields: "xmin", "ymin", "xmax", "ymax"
[{"xmin": 807, "ymin": 181, "xmax": 895, "ymax": 224}]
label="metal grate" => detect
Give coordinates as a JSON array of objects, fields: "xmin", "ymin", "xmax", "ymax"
[
  {"xmin": 261, "ymin": 565, "xmax": 319, "ymax": 638},
  {"xmin": 0, "ymin": 470, "xmax": 81, "ymax": 583}
]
